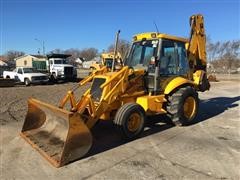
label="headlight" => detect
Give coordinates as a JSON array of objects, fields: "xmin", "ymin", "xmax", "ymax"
[{"xmin": 58, "ymin": 69, "xmax": 64, "ymax": 74}]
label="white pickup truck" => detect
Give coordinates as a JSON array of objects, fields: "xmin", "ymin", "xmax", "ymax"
[{"xmin": 3, "ymin": 67, "xmax": 49, "ymax": 86}]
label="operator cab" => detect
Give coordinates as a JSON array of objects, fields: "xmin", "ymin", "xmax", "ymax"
[
  {"xmin": 101, "ymin": 52, "xmax": 123, "ymax": 70},
  {"xmin": 125, "ymin": 32, "xmax": 190, "ymax": 94}
]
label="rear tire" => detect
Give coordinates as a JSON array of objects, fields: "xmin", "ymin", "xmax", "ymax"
[
  {"xmin": 167, "ymin": 87, "xmax": 199, "ymax": 126},
  {"xmin": 24, "ymin": 78, "xmax": 30, "ymax": 86},
  {"xmin": 114, "ymin": 103, "xmax": 145, "ymax": 139}
]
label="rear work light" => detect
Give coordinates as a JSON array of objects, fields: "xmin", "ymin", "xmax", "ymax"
[{"xmin": 151, "ymin": 33, "xmax": 157, "ymax": 38}]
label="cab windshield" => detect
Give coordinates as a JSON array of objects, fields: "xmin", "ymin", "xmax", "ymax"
[
  {"xmin": 125, "ymin": 40, "xmax": 158, "ymax": 69},
  {"xmin": 54, "ymin": 59, "xmax": 69, "ymax": 64},
  {"xmin": 23, "ymin": 68, "xmax": 38, "ymax": 73},
  {"xmin": 104, "ymin": 58, "xmax": 113, "ymax": 68}
]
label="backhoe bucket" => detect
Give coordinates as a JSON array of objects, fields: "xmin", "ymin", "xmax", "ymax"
[{"xmin": 20, "ymin": 98, "xmax": 92, "ymax": 167}]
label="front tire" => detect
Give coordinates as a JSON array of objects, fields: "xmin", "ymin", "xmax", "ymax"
[
  {"xmin": 167, "ymin": 87, "xmax": 199, "ymax": 126},
  {"xmin": 50, "ymin": 73, "xmax": 57, "ymax": 83},
  {"xmin": 24, "ymin": 78, "xmax": 30, "ymax": 86},
  {"xmin": 114, "ymin": 103, "xmax": 145, "ymax": 139}
]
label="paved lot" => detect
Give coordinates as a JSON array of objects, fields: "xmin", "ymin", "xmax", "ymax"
[{"xmin": 0, "ymin": 77, "xmax": 239, "ymax": 179}]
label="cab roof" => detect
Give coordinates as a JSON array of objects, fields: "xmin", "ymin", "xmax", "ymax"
[
  {"xmin": 133, "ymin": 32, "xmax": 189, "ymax": 43},
  {"xmin": 47, "ymin": 53, "xmax": 71, "ymax": 59},
  {"xmin": 101, "ymin": 52, "xmax": 121, "ymax": 59}
]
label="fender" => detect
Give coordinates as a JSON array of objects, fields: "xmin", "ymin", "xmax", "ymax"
[
  {"xmin": 51, "ymin": 70, "xmax": 57, "ymax": 76},
  {"xmin": 164, "ymin": 77, "xmax": 193, "ymax": 95}
]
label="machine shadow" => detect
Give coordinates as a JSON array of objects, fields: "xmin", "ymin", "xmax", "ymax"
[
  {"xmin": 191, "ymin": 96, "xmax": 240, "ymax": 125},
  {"xmin": 85, "ymin": 117, "xmax": 173, "ymax": 158},
  {"xmin": 82, "ymin": 96, "xmax": 240, "ymax": 160}
]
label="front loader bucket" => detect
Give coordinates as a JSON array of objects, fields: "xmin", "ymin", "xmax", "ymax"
[{"xmin": 20, "ymin": 98, "xmax": 92, "ymax": 167}]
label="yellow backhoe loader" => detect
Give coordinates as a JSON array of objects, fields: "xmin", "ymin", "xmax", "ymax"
[
  {"xmin": 20, "ymin": 14, "xmax": 210, "ymax": 167},
  {"xmin": 90, "ymin": 52, "xmax": 123, "ymax": 71}
]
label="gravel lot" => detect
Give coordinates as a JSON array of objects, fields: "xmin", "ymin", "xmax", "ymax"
[{"xmin": 0, "ymin": 75, "xmax": 239, "ymax": 179}]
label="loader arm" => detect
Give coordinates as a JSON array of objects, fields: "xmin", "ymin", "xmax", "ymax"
[
  {"xmin": 59, "ymin": 66, "xmax": 131, "ymax": 129},
  {"xmin": 59, "ymin": 66, "xmax": 108, "ymax": 109}
]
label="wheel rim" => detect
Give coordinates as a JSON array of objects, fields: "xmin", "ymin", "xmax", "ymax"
[
  {"xmin": 127, "ymin": 113, "xmax": 141, "ymax": 132},
  {"xmin": 183, "ymin": 96, "xmax": 196, "ymax": 120}
]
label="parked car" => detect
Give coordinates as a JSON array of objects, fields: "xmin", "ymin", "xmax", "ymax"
[{"xmin": 3, "ymin": 67, "xmax": 49, "ymax": 86}]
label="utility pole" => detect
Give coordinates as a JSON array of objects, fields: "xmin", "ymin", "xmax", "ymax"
[{"xmin": 35, "ymin": 38, "xmax": 45, "ymax": 55}]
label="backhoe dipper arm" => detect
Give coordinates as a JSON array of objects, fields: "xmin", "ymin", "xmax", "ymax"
[{"xmin": 187, "ymin": 14, "xmax": 207, "ymax": 71}]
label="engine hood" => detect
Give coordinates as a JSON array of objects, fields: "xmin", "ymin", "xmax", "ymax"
[
  {"xmin": 25, "ymin": 73, "xmax": 48, "ymax": 77},
  {"xmin": 52, "ymin": 64, "xmax": 73, "ymax": 68}
]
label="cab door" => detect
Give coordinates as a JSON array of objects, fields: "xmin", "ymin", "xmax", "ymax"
[
  {"xmin": 159, "ymin": 39, "xmax": 189, "ymax": 77},
  {"xmin": 176, "ymin": 41, "xmax": 189, "ymax": 76},
  {"xmin": 17, "ymin": 68, "xmax": 24, "ymax": 82},
  {"xmin": 159, "ymin": 40, "xmax": 178, "ymax": 76}
]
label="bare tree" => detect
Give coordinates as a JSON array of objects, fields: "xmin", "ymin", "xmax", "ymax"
[
  {"xmin": 47, "ymin": 48, "xmax": 98, "ymax": 65},
  {"xmin": 208, "ymin": 39, "xmax": 240, "ymax": 72},
  {"xmin": 3, "ymin": 50, "xmax": 25, "ymax": 68},
  {"xmin": 64, "ymin": 48, "xmax": 82, "ymax": 66},
  {"xmin": 107, "ymin": 39, "xmax": 131, "ymax": 58},
  {"xmin": 48, "ymin": 48, "xmax": 64, "ymax": 54},
  {"xmin": 79, "ymin": 48, "xmax": 98, "ymax": 61},
  {"xmin": 206, "ymin": 36, "xmax": 220, "ymax": 62}
]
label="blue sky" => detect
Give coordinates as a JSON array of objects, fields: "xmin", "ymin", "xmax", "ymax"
[{"xmin": 1, "ymin": 0, "xmax": 239, "ymax": 54}]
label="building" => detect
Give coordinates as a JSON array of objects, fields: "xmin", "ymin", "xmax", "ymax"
[
  {"xmin": 0, "ymin": 56, "xmax": 7, "ymax": 66},
  {"xmin": 82, "ymin": 60, "xmax": 97, "ymax": 69},
  {"xmin": 0, "ymin": 60, "xmax": 8, "ymax": 67},
  {"xmin": 0, "ymin": 56, "xmax": 8, "ymax": 77},
  {"xmin": 14, "ymin": 54, "xmax": 47, "ymax": 71}
]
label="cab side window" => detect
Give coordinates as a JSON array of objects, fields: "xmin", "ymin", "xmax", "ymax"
[
  {"xmin": 130, "ymin": 44, "xmax": 143, "ymax": 66},
  {"xmin": 177, "ymin": 42, "xmax": 189, "ymax": 75},
  {"xmin": 160, "ymin": 40, "xmax": 178, "ymax": 75},
  {"xmin": 17, "ymin": 68, "xmax": 23, "ymax": 74}
]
